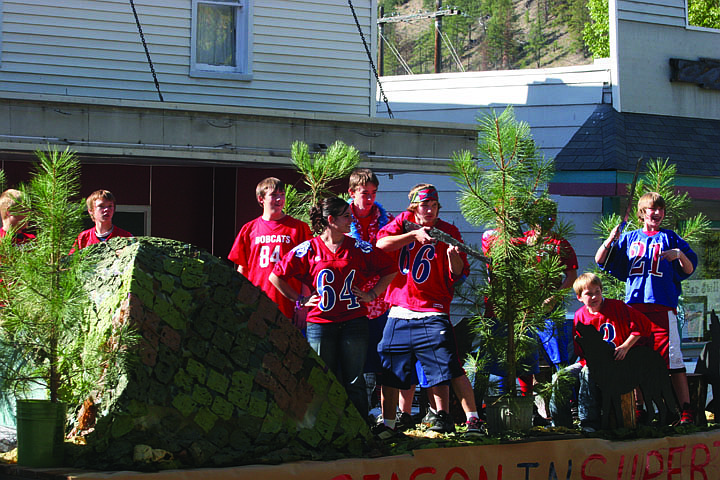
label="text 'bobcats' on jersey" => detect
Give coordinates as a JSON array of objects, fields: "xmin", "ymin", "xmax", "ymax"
[{"xmin": 228, "ymin": 216, "xmax": 312, "ymax": 319}]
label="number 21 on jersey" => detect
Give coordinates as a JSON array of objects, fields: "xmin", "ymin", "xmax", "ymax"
[{"xmin": 629, "ymin": 241, "xmax": 663, "ymax": 278}]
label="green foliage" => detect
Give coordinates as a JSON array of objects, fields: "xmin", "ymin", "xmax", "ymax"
[
  {"xmin": 536, "ymin": 367, "xmax": 575, "ymax": 406},
  {"xmin": 701, "ymin": 231, "xmax": 720, "ymax": 279},
  {"xmin": 284, "ymin": 141, "xmax": 360, "ymax": 227},
  {"xmin": 527, "ymin": 7, "xmax": 545, "ymax": 68},
  {"xmin": 567, "ymin": 0, "xmax": 591, "ymax": 52},
  {"xmin": 451, "ymin": 107, "xmax": 568, "ymax": 396},
  {"xmin": 583, "ymin": 0, "xmax": 609, "ymax": 58},
  {"xmin": 0, "ymin": 147, "xmax": 136, "ymax": 406},
  {"xmin": 379, "ymin": 0, "xmax": 593, "ymax": 73},
  {"xmin": 481, "ymin": 0, "xmax": 520, "ymax": 69},
  {"xmin": 688, "ymin": 0, "xmax": 720, "ymax": 29},
  {"xmin": 594, "ymin": 158, "xmax": 711, "ymax": 299}
]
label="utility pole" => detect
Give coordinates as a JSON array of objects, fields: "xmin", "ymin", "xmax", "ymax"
[
  {"xmin": 379, "ymin": 6, "xmax": 385, "ymax": 76},
  {"xmin": 434, "ymin": 0, "xmax": 442, "ymax": 74},
  {"xmin": 377, "ymin": 3, "xmax": 461, "ymax": 75}
]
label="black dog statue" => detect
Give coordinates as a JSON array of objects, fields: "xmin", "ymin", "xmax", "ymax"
[{"xmin": 575, "ymin": 322, "xmax": 677, "ymax": 429}]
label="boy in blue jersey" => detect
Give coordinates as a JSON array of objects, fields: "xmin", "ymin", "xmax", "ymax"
[{"xmin": 595, "ymin": 192, "xmax": 697, "ymax": 423}]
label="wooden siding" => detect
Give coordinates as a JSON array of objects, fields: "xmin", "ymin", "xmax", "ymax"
[
  {"xmin": 0, "ymin": 0, "xmax": 375, "ymax": 115},
  {"xmin": 377, "ymin": 63, "xmax": 611, "ymax": 158},
  {"xmin": 617, "ymin": 0, "xmax": 686, "ymax": 26}
]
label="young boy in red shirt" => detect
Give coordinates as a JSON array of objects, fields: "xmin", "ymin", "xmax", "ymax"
[
  {"xmin": 70, "ymin": 190, "xmax": 132, "ymax": 253},
  {"xmin": 228, "ymin": 177, "xmax": 312, "ymax": 327},
  {"xmin": 550, "ymin": 272, "xmax": 650, "ymax": 431}
]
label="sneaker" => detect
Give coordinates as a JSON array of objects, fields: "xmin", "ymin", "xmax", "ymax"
[
  {"xmin": 533, "ymin": 405, "xmax": 550, "ymax": 427},
  {"xmin": 395, "ymin": 412, "xmax": 415, "ymax": 432},
  {"xmin": 421, "ymin": 409, "xmax": 438, "ymax": 427},
  {"xmin": 428, "ymin": 410, "xmax": 456, "ymax": 434},
  {"xmin": 371, "ymin": 422, "xmax": 399, "ymax": 440},
  {"xmin": 680, "ymin": 403, "xmax": 695, "ymax": 425},
  {"xmin": 464, "ymin": 416, "xmax": 486, "ymax": 437}
]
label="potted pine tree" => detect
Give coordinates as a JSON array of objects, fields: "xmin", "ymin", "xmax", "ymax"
[
  {"xmin": 0, "ymin": 147, "xmax": 125, "ymax": 466},
  {"xmin": 451, "ymin": 107, "xmax": 568, "ymax": 432}
]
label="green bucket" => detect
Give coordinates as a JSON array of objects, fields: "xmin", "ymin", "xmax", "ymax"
[{"xmin": 16, "ymin": 399, "xmax": 66, "ymax": 467}]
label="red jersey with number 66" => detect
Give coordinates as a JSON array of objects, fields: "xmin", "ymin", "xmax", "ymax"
[
  {"xmin": 378, "ymin": 211, "xmax": 470, "ymax": 314},
  {"xmin": 273, "ymin": 236, "xmax": 396, "ymax": 324},
  {"xmin": 228, "ymin": 215, "xmax": 312, "ymax": 319}
]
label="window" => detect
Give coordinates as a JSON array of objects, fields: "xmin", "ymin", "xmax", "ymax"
[
  {"xmin": 190, "ymin": 0, "xmax": 251, "ymax": 79},
  {"xmin": 81, "ymin": 206, "xmax": 151, "ymax": 236}
]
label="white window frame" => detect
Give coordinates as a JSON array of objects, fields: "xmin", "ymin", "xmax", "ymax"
[
  {"xmin": 116, "ymin": 205, "xmax": 151, "ymax": 237},
  {"xmin": 190, "ymin": 0, "xmax": 252, "ymax": 80}
]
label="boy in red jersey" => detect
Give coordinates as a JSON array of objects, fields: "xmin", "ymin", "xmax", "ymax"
[
  {"xmin": 70, "ymin": 190, "xmax": 132, "ymax": 253},
  {"xmin": 228, "ymin": 177, "xmax": 312, "ymax": 327},
  {"xmin": 549, "ymin": 273, "xmax": 650, "ymax": 431},
  {"xmin": 374, "ymin": 184, "xmax": 481, "ymax": 437},
  {"xmin": 0, "ymin": 189, "xmax": 34, "ymax": 246}
]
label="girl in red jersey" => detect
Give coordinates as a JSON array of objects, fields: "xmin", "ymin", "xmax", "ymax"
[{"xmin": 269, "ymin": 197, "xmax": 396, "ymax": 418}]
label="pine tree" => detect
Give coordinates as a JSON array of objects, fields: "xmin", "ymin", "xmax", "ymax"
[
  {"xmin": 451, "ymin": 107, "xmax": 567, "ymax": 396},
  {"xmin": 481, "ymin": 0, "xmax": 519, "ymax": 69},
  {"xmin": 0, "ymin": 148, "xmax": 135, "ymax": 406},
  {"xmin": 284, "ymin": 141, "xmax": 360, "ymax": 226},
  {"xmin": 527, "ymin": 7, "xmax": 545, "ymax": 68}
]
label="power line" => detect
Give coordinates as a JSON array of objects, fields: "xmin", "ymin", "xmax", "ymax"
[{"xmin": 348, "ymin": 0, "xmax": 393, "ymax": 118}]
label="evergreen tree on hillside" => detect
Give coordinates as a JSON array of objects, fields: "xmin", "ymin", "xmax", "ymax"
[
  {"xmin": 481, "ymin": 0, "xmax": 519, "ymax": 69},
  {"xmin": 568, "ymin": 0, "xmax": 591, "ymax": 52},
  {"xmin": 527, "ymin": 6, "xmax": 545, "ymax": 67}
]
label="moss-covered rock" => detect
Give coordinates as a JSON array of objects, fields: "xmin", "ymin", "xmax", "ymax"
[{"xmin": 70, "ymin": 237, "xmax": 372, "ymax": 469}]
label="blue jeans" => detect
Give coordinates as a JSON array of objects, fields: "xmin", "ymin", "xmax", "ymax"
[
  {"xmin": 307, "ymin": 317, "xmax": 369, "ymax": 418},
  {"xmin": 549, "ymin": 362, "xmax": 600, "ymax": 429}
]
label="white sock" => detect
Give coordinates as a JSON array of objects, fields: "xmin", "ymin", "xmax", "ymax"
[
  {"xmin": 384, "ymin": 419, "xmax": 396, "ymax": 429},
  {"xmin": 466, "ymin": 411, "xmax": 479, "ymax": 421}
]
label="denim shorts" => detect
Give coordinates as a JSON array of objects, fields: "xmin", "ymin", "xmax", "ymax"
[{"xmin": 378, "ymin": 314, "xmax": 464, "ymax": 389}]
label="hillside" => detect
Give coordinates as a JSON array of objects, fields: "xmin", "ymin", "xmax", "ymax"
[{"xmin": 378, "ymin": 0, "xmax": 594, "ymax": 75}]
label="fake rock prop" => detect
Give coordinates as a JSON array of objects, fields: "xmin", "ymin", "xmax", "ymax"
[{"xmin": 71, "ymin": 237, "xmax": 371, "ymax": 469}]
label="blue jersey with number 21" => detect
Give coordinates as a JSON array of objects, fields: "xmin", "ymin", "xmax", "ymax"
[{"xmin": 601, "ymin": 228, "xmax": 697, "ymax": 309}]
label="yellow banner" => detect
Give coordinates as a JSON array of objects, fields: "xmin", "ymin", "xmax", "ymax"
[{"xmin": 72, "ymin": 430, "xmax": 720, "ymax": 480}]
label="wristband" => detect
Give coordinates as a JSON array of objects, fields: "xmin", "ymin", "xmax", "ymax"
[
  {"xmin": 295, "ymin": 296, "xmax": 306, "ymax": 311},
  {"xmin": 603, "ymin": 242, "xmax": 611, "ymax": 250}
]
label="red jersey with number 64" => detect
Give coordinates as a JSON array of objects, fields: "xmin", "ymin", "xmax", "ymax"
[
  {"xmin": 273, "ymin": 236, "xmax": 396, "ymax": 324},
  {"xmin": 228, "ymin": 215, "xmax": 312, "ymax": 319}
]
